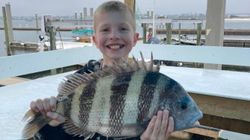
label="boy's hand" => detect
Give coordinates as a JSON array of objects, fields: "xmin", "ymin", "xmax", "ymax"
[
  {"xmin": 30, "ymin": 96, "xmax": 65, "ymax": 126},
  {"xmin": 140, "ymin": 110, "xmax": 174, "ymax": 140}
]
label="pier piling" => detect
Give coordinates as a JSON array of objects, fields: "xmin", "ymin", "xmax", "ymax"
[
  {"xmin": 165, "ymin": 23, "xmax": 172, "ymax": 44},
  {"xmin": 141, "ymin": 23, "xmax": 147, "ymax": 43},
  {"xmin": 35, "ymin": 14, "xmax": 39, "ymax": 34},
  {"xmin": 47, "ymin": 26, "xmax": 57, "ymax": 75},
  {"xmin": 196, "ymin": 23, "xmax": 202, "ymax": 45},
  {"xmin": 178, "ymin": 23, "xmax": 181, "ymax": 42},
  {"xmin": 2, "ymin": 5, "xmax": 13, "ymax": 56}
]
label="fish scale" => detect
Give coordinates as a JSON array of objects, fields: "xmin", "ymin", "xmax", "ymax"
[{"xmin": 22, "ymin": 54, "xmax": 203, "ymax": 139}]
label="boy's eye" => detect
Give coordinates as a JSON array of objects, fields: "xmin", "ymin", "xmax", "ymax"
[
  {"xmin": 120, "ymin": 27, "xmax": 129, "ymax": 31},
  {"xmin": 101, "ymin": 28, "xmax": 109, "ymax": 32}
]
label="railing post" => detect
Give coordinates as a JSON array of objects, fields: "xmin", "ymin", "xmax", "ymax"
[
  {"xmin": 165, "ymin": 22, "xmax": 172, "ymax": 44},
  {"xmin": 178, "ymin": 22, "xmax": 181, "ymax": 42},
  {"xmin": 204, "ymin": 0, "xmax": 226, "ymax": 70},
  {"xmin": 2, "ymin": 6, "xmax": 12, "ymax": 56},
  {"xmin": 5, "ymin": 3, "xmax": 14, "ymax": 42},
  {"xmin": 142, "ymin": 23, "xmax": 147, "ymax": 44},
  {"xmin": 2, "ymin": 4, "xmax": 14, "ymax": 56},
  {"xmin": 35, "ymin": 14, "xmax": 39, "ymax": 34},
  {"xmin": 197, "ymin": 22, "xmax": 202, "ymax": 45},
  {"xmin": 47, "ymin": 26, "xmax": 57, "ymax": 75},
  {"xmin": 48, "ymin": 26, "xmax": 57, "ymax": 51}
]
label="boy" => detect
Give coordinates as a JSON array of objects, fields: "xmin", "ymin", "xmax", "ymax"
[{"xmin": 30, "ymin": 1, "xmax": 174, "ymax": 140}]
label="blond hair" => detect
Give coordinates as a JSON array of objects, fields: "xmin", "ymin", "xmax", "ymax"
[{"xmin": 94, "ymin": 1, "xmax": 135, "ymax": 30}]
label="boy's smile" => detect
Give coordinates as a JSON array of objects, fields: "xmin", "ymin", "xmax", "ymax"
[
  {"xmin": 106, "ymin": 44, "xmax": 125, "ymax": 50},
  {"xmin": 93, "ymin": 11, "xmax": 139, "ymax": 65}
]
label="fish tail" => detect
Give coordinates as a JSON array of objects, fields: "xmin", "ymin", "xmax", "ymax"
[{"xmin": 22, "ymin": 110, "xmax": 50, "ymax": 139}]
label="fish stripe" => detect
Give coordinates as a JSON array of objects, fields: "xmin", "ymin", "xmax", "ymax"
[
  {"xmin": 108, "ymin": 72, "xmax": 133, "ymax": 136},
  {"xmin": 121, "ymin": 71, "xmax": 145, "ymax": 135},
  {"xmin": 147, "ymin": 75, "xmax": 168, "ymax": 119},
  {"xmin": 88, "ymin": 76, "xmax": 115, "ymax": 134},
  {"xmin": 158, "ymin": 77, "xmax": 180, "ymax": 117},
  {"xmin": 79, "ymin": 80, "xmax": 97, "ymax": 130},
  {"xmin": 70, "ymin": 84, "xmax": 85, "ymax": 127},
  {"xmin": 137, "ymin": 72, "xmax": 160, "ymax": 124}
]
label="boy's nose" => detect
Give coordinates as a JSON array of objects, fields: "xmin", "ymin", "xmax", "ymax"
[{"xmin": 109, "ymin": 30, "xmax": 120, "ymax": 40}]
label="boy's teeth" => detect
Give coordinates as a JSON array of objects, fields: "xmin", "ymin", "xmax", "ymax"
[{"xmin": 109, "ymin": 45, "xmax": 120, "ymax": 49}]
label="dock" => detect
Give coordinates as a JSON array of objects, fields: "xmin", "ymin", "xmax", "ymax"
[
  {"xmin": 0, "ymin": 45, "xmax": 250, "ymax": 140},
  {"xmin": 1, "ymin": 1, "xmax": 250, "ymax": 139}
]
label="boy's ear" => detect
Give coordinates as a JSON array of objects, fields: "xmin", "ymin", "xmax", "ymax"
[
  {"xmin": 133, "ymin": 33, "xmax": 139, "ymax": 44},
  {"xmin": 92, "ymin": 36, "xmax": 96, "ymax": 43},
  {"xmin": 92, "ymin": 35, "xmax": 97, "ymax": 47}
]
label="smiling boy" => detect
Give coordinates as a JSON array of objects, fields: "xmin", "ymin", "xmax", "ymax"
[{"xmin": 30, "ymin": 1, "xmax": 174, "ymax": 140}]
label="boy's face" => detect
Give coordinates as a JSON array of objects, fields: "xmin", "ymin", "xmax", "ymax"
[{"xmin": 93, "ymin": 11, "xmax": 139, "ymax": 61}]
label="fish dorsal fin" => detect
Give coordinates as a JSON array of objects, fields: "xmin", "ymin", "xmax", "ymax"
[{"xmin": 57, "ymin": 52, "xmax": 159, "ymax": 98}]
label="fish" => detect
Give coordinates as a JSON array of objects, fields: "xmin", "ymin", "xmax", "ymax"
[{"xmin": 22, "ymin": 53, "xmax": 203, "ymax": 139}]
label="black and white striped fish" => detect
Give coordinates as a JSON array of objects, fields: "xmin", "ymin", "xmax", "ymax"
[{"xmin": 22, "ymin": 53, "xmax": 203, "ymax": 139}]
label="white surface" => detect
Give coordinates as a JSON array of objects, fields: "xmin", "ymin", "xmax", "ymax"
[
  {"xmin": 132, "ymin": 45, "xmax": 250, "ymax": 67},
  {"xmin": 0, "ymin": 47, "xmax": 102, "ymax": 79},
  {"xmin": 0, "ymin": 71, "xmax": 73, "ymax": 140},
  {"xmin": 160, "ymin": 66, "xmax": 250, "ymax": 101},
  {"xmin": 220, "ymin": 130, "xmax": 250, "ymax": 140},
  {"xmin": 1, "ymin": 45, "xmax": 250, "ymax": 79}
]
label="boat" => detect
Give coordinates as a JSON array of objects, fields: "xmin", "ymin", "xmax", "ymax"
[{"xmin": 172, "ymin": 34, "xmax": 204, "ymax": 45}]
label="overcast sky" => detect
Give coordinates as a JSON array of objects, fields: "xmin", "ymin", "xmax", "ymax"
[{"xmin": 0, "ymin": 0, "xmax": 249, "ymax": 16}]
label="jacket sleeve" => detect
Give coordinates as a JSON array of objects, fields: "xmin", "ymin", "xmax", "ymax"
[
  {"xmin": 75, "ymin": 60, "xmax": 101, "ymax": 74},
  {"xmin": 34, "ymin": 124, "xmax": 73, "ymax": 140}
]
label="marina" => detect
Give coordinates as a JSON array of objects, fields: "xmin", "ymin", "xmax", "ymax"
[{"xmin": 1, "ymin": 0, "xmax": 250, "ymax": 140}]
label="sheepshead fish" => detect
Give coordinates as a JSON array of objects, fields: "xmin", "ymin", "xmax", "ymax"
[{"xmin": 22, "ymin": 53, "xmax": 203, "ymax": 139}]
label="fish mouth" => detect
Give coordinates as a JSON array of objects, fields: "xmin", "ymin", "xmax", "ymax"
[
  {"xmin": 106, "ymin": 44, "xmax": 125, "ymax": 50},
  {"xmin": 174, "ymin": 110, "xmax": 203, "ymax": 131},
  {"xmin": 185, "ymin": 111, "xmax": 203, "ymax": 129},
  {"xmin": 190, "ymin": 114, "xmax": 202, "ymax": 126}
]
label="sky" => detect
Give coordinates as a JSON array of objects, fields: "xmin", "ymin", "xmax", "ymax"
[{"xmin": 0, "ymin": 0, "xmax": 250, "ymax": 16}]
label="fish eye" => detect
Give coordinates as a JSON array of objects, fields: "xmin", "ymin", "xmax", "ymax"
[
  {"xmin": 179, "ymin": 96, "xmax": 189, "ymax": 110},
  {"xmin": 181, "ymin": 102, "xmax": 188, "ymax": 110}
]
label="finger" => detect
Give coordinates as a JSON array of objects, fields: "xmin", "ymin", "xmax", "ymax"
[
  {"xmin": 141, "ymin": 116, "xmax": 157, "ymax": 140},
  {"xmin": 47, "ymin": 112, "xmax": 65, "ymax": 126},
  {"xmin": 159, "ymin": 110, "xmax": 169, "ymax": 136},
  {"xmin": 165, "ymin": 116, "xmax": 174, "ymax": 138},
  {"xmin": 49, "ymin": 96, "xmax": 57, "ymax": 111},
  {"xmin": 36, "ymin": 99, "xmax": 46, "ymax": 114},
  {"xmin": 43, "ymin": 98, "xmax": 51, "ymax": 112},
  {"xmin": 146, "ymin": 116, "xmax": 157, "ymax": 133},
  {"xmin": 152, "ymin": 111, "xmax": 163, "ymax": 136},
  {"xmin": 30, "ymin": 101, "xmax": 39, "ymax": 112}
]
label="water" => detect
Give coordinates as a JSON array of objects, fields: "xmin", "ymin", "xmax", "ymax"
[{"xmin": 1, "ymin": 18, "xmax": 250, "ymax": 56}]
